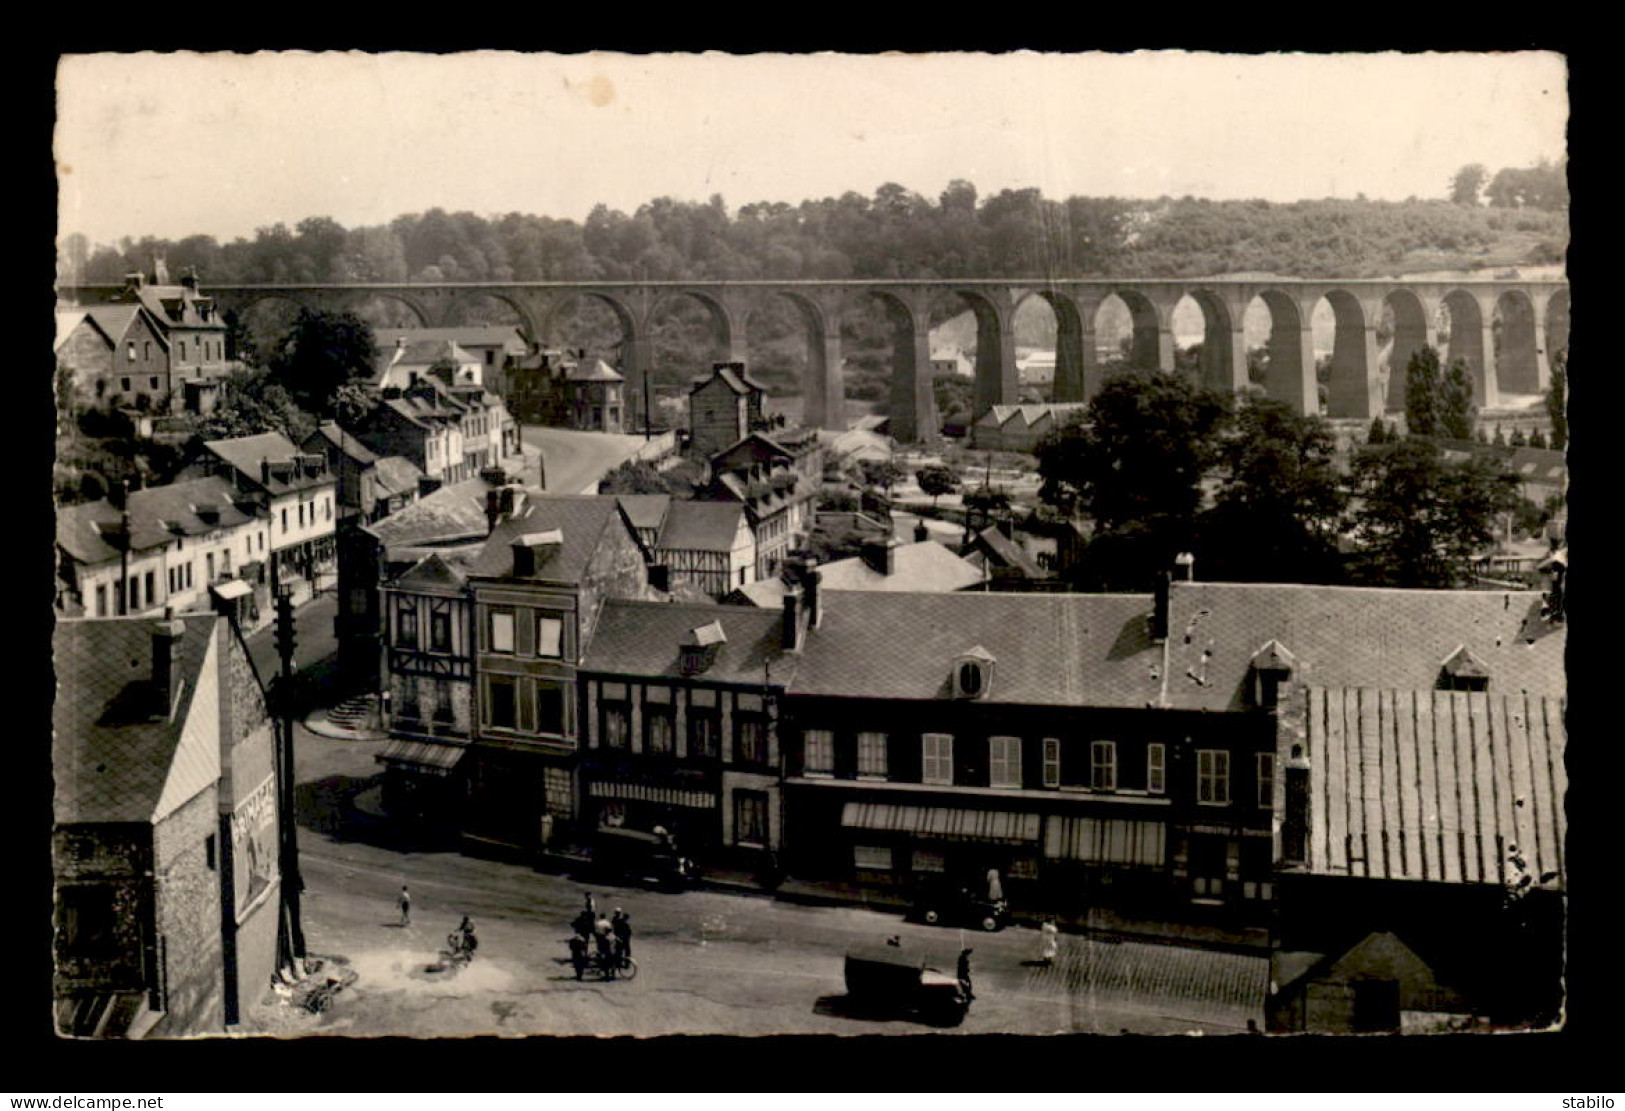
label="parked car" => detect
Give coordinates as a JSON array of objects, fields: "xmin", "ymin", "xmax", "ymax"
[
  {"xmin": 843, "ymin": 941, "xmax": 969, "ymax": 1026},
  {"xmin": 914, "ymin": 878, "xmax": 1010, "ymax": 932},
  {"xmin": 590, "ymin": 826, "xmax": 695, "ymax": 890}
]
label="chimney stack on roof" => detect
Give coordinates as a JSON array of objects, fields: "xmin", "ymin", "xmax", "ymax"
[
  {"xmin": 782, "ymin": 585, "xmax": 804, "ymax": 653},
  {"xmin": 1150, "ymin": 570, "xmax": 1172, "ymax": 643},
  {"xmin": 511, "ymin": 529, "xmax": 562, "ymax": 578},
  {"xmin": 151, "ymin": 616, "xmax": 186, "ymax": 719},
  {"xmin": 260, "ymin": 457, "xmax": 271, "ymax": 486},
  {"xmin": 861, "ymin": 538, "xmax": 899, "ymax": 577},
  {"xmin": 153, "ymin": 255, "xmax": 170, "ymax": 285}
]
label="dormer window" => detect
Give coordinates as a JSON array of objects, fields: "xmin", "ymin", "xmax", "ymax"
[
  {"xmin": 1248, "ymin": 639, "xmax": 1296, "ymax": 709},
  {"xmin": 953, "ymin": 647, "xmax": 996, "ymax": 700},
  {"xmin": 1439, "ymin": 645, "xmax": 1490, "ymax": 692},
  {"xmin": 680, "ymin": 620, "xmax": 727, "ymax": 675}
]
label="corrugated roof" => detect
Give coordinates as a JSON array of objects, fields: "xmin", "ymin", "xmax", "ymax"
[
  {"xmin": 655, "ymin": 500, "xmax": 747, "ymax": 553},
  {"xmin": 1162, "ymin": 582, "xmax": 1566, "ymax": 712},
  {"xmin": 53, "ymin": 616, "xmax": 221, "ymax": 825},
  {"xmin": 469, "ymin": 495, "xmax": 631, "ymax": 582},
  {"xmin": 791, "ymin": 591, "xmax": 1159, "ymax": 705},
  {"xmin": 1302, "ymin": 687, "xmax": 1566, "ymax": 889},
  {"xmin": 582, "ymin": 599, "xmax": 796, "ymax": 685}
]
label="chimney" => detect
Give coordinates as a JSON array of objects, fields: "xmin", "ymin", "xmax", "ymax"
[
  {"xmin": 648, "ymin": 563, "xmax": 670, "ymax": 593},
  {"xmin": 862, "ymin": 538, "xmax": 898, "ymax": 577},
  {"xmin": 1175, "ymin": 551, "xmax": 1196, "ymax": 581},
  {"xmin": 180, "ymin": 269, "xmax": 198, "ymax": 292},
  {"xmin": 914, "ymin": 520, "xmax": 930, "ymax": 544},
  {"xmin": 512, "ymin": 539, "xmax": 535, "ymax": 578},
  {"xmin": 996, "ymin": 517, "xmax": 1015, "ymax": 540},
  {"xmin": 486, "ymin": 489, "xmax": 502, "ymax": 536},
  {"xmin": 153, "ymin": 255, "xmax": 170, "ymax": 285},
  {"xmin": 123, "ymin": 271, "xmax": 144, "ymax": 292},
  {"xmin": 782, "ymin": 586, "xmax": 804, "ymax": 653},
  {"xmin": 1150, "ymin": 570, "xmax": 1171, "ymax": 642},
  {"xmin": 1281, "ymin": 744, "xmax": 1312, "ymax": 866},
  {"xmin": 151, "ymin": 616, "xmax": 186, "ymax": 718},
  {"xmin": 803, "ymin": 559, "xmax": 822, "ymax": 628},
  {"xmin": 260, "ymin": 457, "xmax": 271, "ymax": 486}
]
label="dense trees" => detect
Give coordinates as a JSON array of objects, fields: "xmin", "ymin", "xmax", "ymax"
[
  {"xmin": 1036, "ymin": 371, "xmax": 1230, "ymax": 589},
  {"xmin": 1198, "ymin": 398, "xmax": 1346, "ymax": 584},
  {"xmin": 1348, "ymin": 439, "xmax": 1521, "ymax": 588},
  {"xmin": 1403, "ymin": 345, "xmax": 1444, "ymax": 437},
  {"xmin": 266, "ymin": 309, "xmax": 380, "ymax": 417},
  {"xmin": 68, "ymin": 190, "xmax": 1567, "ymax": 296},
  {"xmin": 1440, "ymin": 357, "xmax": 1477, "ymax": 441},
  {"xmin": 1450, "ymin": 164, "xmax": 1489, "ymax": 206}
]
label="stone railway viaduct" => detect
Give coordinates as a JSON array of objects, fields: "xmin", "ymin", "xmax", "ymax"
[{"xmin": 69, "ymin": 278, "xmax": 1569, "ymax": 442}]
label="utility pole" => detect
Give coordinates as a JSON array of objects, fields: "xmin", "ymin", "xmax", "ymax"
[
  {"xmin": 117, "ymin": 479, "xmax": 131, "ymax": 615},
  {"xmin": 272, "ymin": 576, "xmax": 307, "ymax": 965}
]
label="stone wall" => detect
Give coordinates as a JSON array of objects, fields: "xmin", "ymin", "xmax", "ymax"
[
  {"xmin": 150, "ymin": 785, "xmax": 225, "ymax": 1035},
  {"xmin": 52, "ymin": 827, "xmax": 151, "ymax": 995}
]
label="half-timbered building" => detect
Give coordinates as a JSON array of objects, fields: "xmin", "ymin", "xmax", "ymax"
[{"xmin": 579, "ymin": 598, "xmax": 800, "ymax": 876}]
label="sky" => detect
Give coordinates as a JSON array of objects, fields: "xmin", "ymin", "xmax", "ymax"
[{"xmin": 55, "ymin": 51, "xmax": 1569, "ymax": 248}]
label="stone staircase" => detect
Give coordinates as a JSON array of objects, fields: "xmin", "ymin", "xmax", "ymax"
[{"xmin": 314, "ymin": 695, "xmax": 379, "ymax": 739}]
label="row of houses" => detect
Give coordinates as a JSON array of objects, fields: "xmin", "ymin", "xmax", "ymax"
[{"xmin": 361, "ymin": 477, "xmax": 1567, "ymax": 1027}]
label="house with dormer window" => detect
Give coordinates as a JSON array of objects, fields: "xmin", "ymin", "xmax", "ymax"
[
  {"xmin": 578, "ymin": 599, "xmax": 799, "ymax": 876},
  {"xmin": 460, "ymin": 495, "xmax": 666, "ymax": 855}
]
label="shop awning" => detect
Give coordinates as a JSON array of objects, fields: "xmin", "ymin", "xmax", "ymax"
[
  {"xmin": 1044, "ymin": 816, "xmax": 1166, "ymax": 866},
  {"xmin": 377, "ymin": 738, "xmax": 468, "ymax": 776},
  {"xmin": 841, "ymin": 802, "xmax": 1041, "ymax": 845},
  {"xmin": 211, "ymin": 579, "xmax": 253, "ymax": 600},
  {"xmin": 589, "ymin": 781, "xmax": 717, "ymax": 810}
]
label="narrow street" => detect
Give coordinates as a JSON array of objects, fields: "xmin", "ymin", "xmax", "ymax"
[{"xmin": 243, "ymin": 709, "xmax": 1268, "ymax": 1038}]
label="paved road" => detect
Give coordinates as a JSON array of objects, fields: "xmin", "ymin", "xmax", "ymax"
[
  {"xmin": 521, "ymin": 426, "xmax": 660, "ymax": 495},
  {"xmin": 244, "ymin": 592, "xmax": 337, "ymax": 681},
  {"xmin": 248, "ymin": 727, "xmax": 1268, "ymax": 1037}
]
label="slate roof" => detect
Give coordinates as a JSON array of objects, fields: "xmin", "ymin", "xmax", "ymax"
[
  {"xmin": 469, "ymin": 495, "xmax": 634, "ymax": 582},
  {"xmin": 655, "ymin": 500, "xmax": 747, "ymax": 553},
  {"xmin": 373, "ymin": 455, "xmax": 427, "ymax": 498},
  {"xmin": 1301, "ymin": 687, "xmax": 1566, "ymax": 889},
  {"xmin": 566, "ymin": 359, "xmax": 624, "ymax": 383},
  {"xmin": 816, "ymin": 541, "xmax": 985, "ymax": 594},
  {"xmin": 390, "ymin": 552, "xmax": 470, "ymax": 595},
  {"xmin": 972, "ymin": 527, "xmax": 1049, "ymax": 579},
  {"xmin": 616, "ymin": 494, "xmax": 671, "ymax": 534},
  {"xmin": 53, "ymin": 616, "xmax": 221, "ymax": 825},
  {"xmin": 1161, "ymin": 581, "xmax": 1566, "ymax": 712},
  {"xmin": 582, "ymin": 599, "xmax": 796, "ymax": 686},
  {"xmin": 56, "ymin": 305, "xmax": 144, "ymax": 352},
  {"xmin": 128, "ymin": 284, "xmax": 226, "ymax": 332},
  {"xmin": 203, "ymin": 431, "xmax": 334, "ymax": 495},
  {"xmin": 690, "ymin": 364, "xmax": 768, "ymax": 395},
  {"xmin": 307, "ymin": 423, "xmax": 380, "ymax": 466},
  {"xmin": 364, "ymin": 477, "xmax": 497, "ymax": 551},
  {"xmin": 57, "ymin": 477, "xmax": 258, "ymax": 566},
  {"xmin": 790, "ymin": 591, "xmax": 1160, "ymax": 705}
]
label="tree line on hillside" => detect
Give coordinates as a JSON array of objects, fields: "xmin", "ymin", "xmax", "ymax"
[
  {"xmin": 1449, "ymin": 159, "xmax": 1569, "ymax": 211},
  {"xmin": 1033, "ymin": 368, "xmax": 1552, "ymax": 593},
  {"xmin": 62, "ymin": 173, "xmax": 1567, "ymax": 293}
]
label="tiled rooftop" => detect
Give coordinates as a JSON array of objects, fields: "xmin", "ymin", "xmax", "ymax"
[{"xmin": 582, "ymin": 599, "xmax": 796, "ymax": 685}]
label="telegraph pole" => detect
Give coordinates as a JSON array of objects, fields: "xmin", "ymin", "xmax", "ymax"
[{"xmin": 272, "ymin": 577, "xmax": 307, "ymax": 963}]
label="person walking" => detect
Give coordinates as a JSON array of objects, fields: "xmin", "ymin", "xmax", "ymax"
[
  {"xmin": 1039, "ymin": 918, "xmax": 1059, "ymax": 965},
  {"xmin": 957, "ymin": 947, "xmax": 975, "ymax": 1003},
  {"xmin": 593, "ymin": 913, "xmax": 616, "ymax": 978},
  {"xmin": 398, "ymin": 884, "xmax": 411, "ymax": 926},
  {"xmin": 567, "ymin": 933, "xmax": 589, "ymax": 980},
  {"xmin": 611, "ymin": 908, "xmax": 633, "ymax": 961}
]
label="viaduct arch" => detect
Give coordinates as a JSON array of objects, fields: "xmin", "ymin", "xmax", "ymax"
[{"xmin": 66, "ymin": 277, "xmax": 1568, "ymax": 442}]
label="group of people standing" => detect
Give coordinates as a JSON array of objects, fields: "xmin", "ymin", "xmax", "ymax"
[{"xmin": 568, "ymin": 893, "xmax": 633, "ymax": 980}]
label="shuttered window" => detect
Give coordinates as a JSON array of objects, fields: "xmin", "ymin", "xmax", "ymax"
[
  {"xmin": 989, "ymin": 736, "xmax": 1022, "ymax": 789},
  {"xmin": 921, "ymin": 734, "xmax": 954, "ymax": 786}
]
